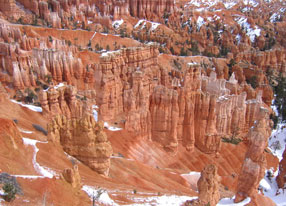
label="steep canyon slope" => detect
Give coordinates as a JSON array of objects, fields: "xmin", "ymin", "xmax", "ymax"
[{"xmin": 0, "ymin": 0, "xmax": 285, "ymax": 205}]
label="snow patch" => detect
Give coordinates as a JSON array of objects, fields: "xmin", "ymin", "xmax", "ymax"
[
  {"xmin": 19, "ymin": 128, "xmax": 33, "ymax": 134},
  {"xmin": 236, "ymin": 17, "xmax": 261, "ymax": 42},
  {"xmin": 224, "ymin": 2, "xmax": 237, "ymax": 9},
  {"xmin": 268, "ymin": 123, "xmax": 286, "ymax": 161},
  {"xmin": 82, "ymin": 185, "xmax": 118, "ymax": 206},
  {"xmin": 104, "ymin": 122, "xmax": 122, "ymax": 131},
  {"xmin": 92, "ymin": 105, "xmax": 98, "ymax": 122},
  {"xmin": 134, "ymin": 19, "xmax": 160, "ymax": 31},
  {"xmin": 196, "ymin": 16, "xmax": 205, "ymax": 30},
  {"xmin": 217, "ymin": 196, "xmax": 251, "ymax": 205},
  {"xmin": 112, "ymin": 19, "xmax": 124, "ymax": 29},
  {"xmin": 10, "ymin": 99, "xmax": 43, "ymax": 112},
  {"xmin": 260, "ymin": 169, "xmax": 286, "ymax": 205},
  {"xmin": 22, "ymin": 137, "xmax": 56, "ymax": 178},
  {"xmin": 130, "ymin": 195, "xmax": 197, "ymax": 206}
]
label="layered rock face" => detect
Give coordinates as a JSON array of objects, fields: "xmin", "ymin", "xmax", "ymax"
[
  {"xmin": 184, "ymin": 164, "xmax": 220, "ymax": 206},
  {"xmin": 235, "ymin": 107, "xmax": 272, "ymax": 203},
  {"xmin": 39, "ymin": 85, "xmax": 90, "ymax": 119},
  {"xmin": 276, "ymin": 148, "xmax": 286, "ymax": 189},
  {"xmin": 48, "ymin": 115, "xmax": 113, "ymax": 176},
  {"xmin": 98, "ymin": 46, "xmax": 267, "ymax": 153},
  {"xmin": 0, "ymin": 23, "xmax": 93, "ymax": 90}
]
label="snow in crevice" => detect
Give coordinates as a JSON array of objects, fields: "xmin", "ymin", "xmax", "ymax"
[
  {"xmin": 134, "ymin": 19, "xmax": 160, "ymax": 31},
  {"xmin": 112, "ymin": 19, "xmax": 124, "ymax": 29},
  {"xmin": 22, "ymin": 137, "xmax": 57, "ymax": 178},
  {"xmin": 10, "ymin": 99, "xmax": 43, "ymax": 112},
  {"xmin": 104, "ymin": 122, "xmax": 122, "ymax": 131},
  {"xmin": 236, "ymin": 17, "xmax": 261, "ymax": 42},
  {"xmin": 196, "ymin": 16, "xmax": 205, "ymax": 30},
  {"xmin": 92, "ymin": 105, "xmax": 98, "ymax": 122}
]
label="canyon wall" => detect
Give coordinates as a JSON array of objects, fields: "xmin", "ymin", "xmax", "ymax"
[{"xmin": 97, "ymin": 46, "xmax": 268, "ymax": 153}]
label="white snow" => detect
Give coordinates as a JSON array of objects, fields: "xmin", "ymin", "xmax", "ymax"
[
  {"xmin": 54, "ymin": 82, "xmax": 65, "ymax": 89},
  {"xmin": 236, "ymin": 17, "xmax": 261, "ymax": 42},
  {"xmin": 10, "ymin": 99, "xmax": 43, "ymax": 112},
  {"xmin": 13, "ymin": 175, "xmax": 45, "ymax": 179},
  {"xmin": 217, "ymin": 196, "xmax": 251, "ymax": 205},
  {"xmin": 92, "ymin": 105, "xmax": 98, "ymax": 122},
  {"xmin": 0, "ymin": 189, "xmax": 4, "ymax": 196},
  {"xmin": 22, "ymin": 137, "xmax": 56, "ymax": 178},
  {"xmin": 134, "ymin": 19, "xmax": 160, "ymax": 31},
  {"xmin": 112, "ymin": 19, "xmax": 124, "ymax": 29},
  {"xmin": 196, "ymin": 16, "xmax": 205, "ymax": 30},
  {"xmin": 259, "ymin": 169, "xmax": 286, "ymax": 205},
  {"xmin": 129, "ymin": 195, "xmax": 197, "ymax": 206},
  {"xmin": 82, "ymin": 185, "xmax": 118, "ymax": 206},
  {"xmin": 19, "ymin": 128, "xmax": 33, "ymax": 134},
  {"xmin": 224, "ymin": 2, "xmax": 237, "ymax": 9},
  {"xmin": 270, "ymin": 13, "xmax": 281, "ymax": 23},
  {"xmin": 243, "ymin": 0, "xmax": 259, "ymax": 7},
  {"xmin": 104, "ymin": 122, "xmax": 122, "ymax": 131},
  {"xmin": 268, "ymin": 123, "xmax": 286, "ymax": 161}
]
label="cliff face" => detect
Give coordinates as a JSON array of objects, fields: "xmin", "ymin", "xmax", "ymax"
[
  {"xmin": 48, "ymin": 115, "xmax": 112, "ymax": 176},
  {"xmin": 235, "ymin": 107, "xmax": 272, "ymax": 203},
  {"xmin": 98, "ymin": 46, "xmax": 268, "ymax": 153}
]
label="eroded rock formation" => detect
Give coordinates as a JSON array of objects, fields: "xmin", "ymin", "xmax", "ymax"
[
  {"xmin": 39, "ymin": 85, "xmax": 90, "ymax": 119},
  {"xmin": 98, "ymin": 46, "xmax": 268, "ymax": 153},
  {"xmin": 184, "ymin": 164, "xmax": 220, "ymax": 206},
  {"xmin": 276, "ymin": 148, "xmax": 286, "ymax": 189},
  {"xmin": 61, "ymin": 165, "xmax": 81, "ymax": 189},
  {"xmin": 235, "ymin": 107, "xmax": 272, "ymax": 203},
  {"xmin": 48, "ymin": 115, "xmax": 112, "ymax": 176}
]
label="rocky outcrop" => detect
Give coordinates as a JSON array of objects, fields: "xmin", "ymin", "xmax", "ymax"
[
  {"xmin": 48, "ymin": 115, "xmax": 112, "ymax": 176},
  {"xmin": 0, "ymin": 118, "xmax": 22, "ymax": 150},
  {"xmin": 184, "ymin": 164, "xmax": 220, "ymax": 206},
  {"xmin": 276, "ymin": 148, "xmax": 286, "ymax": 189},
  {"xmin": 235, "ymin": 107, "xmax": 272, "ymax": 203},
  {"xmin": 61, "ymin": 165, "xmax": 81, "ymax": 189},
  {"xmin": 39, "ymin": 85, "xmax": 91, "ymax": 119}
]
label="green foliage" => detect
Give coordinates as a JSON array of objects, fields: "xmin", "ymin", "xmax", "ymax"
[
  {"xmin": 274, "ymin": 76, "xmax": 286, "ymax": 121},
  {"xmin": 44, "ymin": 74, "xmax": 52, "ymax": 84},
  {"xmin": 32, "ymin": 124, "xmax": 48, "ymax": 136},
  {"xmin": 270, "ymin": 113, "xmax": 278, "ymax": 129},
  {"xmin": 48, "ymin": 36, "xmax": 53, "ymax": 43},
  {"xmin": 221, "ymin": 137, "xmax": 242, "ymax": 145},
  {"xmin": 106, "ymin": 45, "xmax": 110, "ymax": 51},
  {"xmin": 173, "ymin": 59, "xmax": 182, "ymax": 70},
  {"xmin": 170, "ymin": 47, "xmax": 175, "ymax": 55},
  {"xmin": 246, "ymin": 76, "xmax": 258, "ymax": 89},
  {"xmin": 17, "ymin": 17, "xmax": 24, "ymax": 25},
  {"xmin": 2, "ymin": 182, "xmax": 17, "ymax": 202},
  {"xmin": 219, "ymin": 46, "xmax": 230, "ymax": 57},
  {"xmin": 180, "ymin": 47, "xmax": 188, "ymax": 56},
  {"xmin": 190, "ymin": 41, "xmax": 199, "ymax": 55},
  {"xmin": 133, "ymin": 189, "xmax": 137, "ymax": 194}
]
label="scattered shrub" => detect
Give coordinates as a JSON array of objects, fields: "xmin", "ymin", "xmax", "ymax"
[
  {"xmin": 32, "ymin": 124, "xmax": 48, "ymax": 136},
  {"xmin": 221, "ymin": 137, "xmax": 242, "ymax": 145},
  {"xmin": 2, "ymin": 182, "xmax": 17, "ymax": 202}
]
